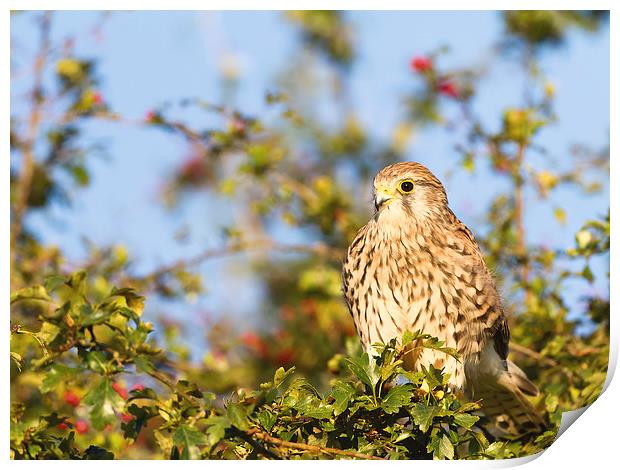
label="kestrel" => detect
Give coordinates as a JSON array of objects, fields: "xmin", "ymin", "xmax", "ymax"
[{"xmin": 342, "ymin": 162, "xmax": 545, "ymax": 436}]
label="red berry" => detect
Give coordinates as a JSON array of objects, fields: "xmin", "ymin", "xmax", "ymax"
[
  {"xmin": 275, "ymin": 347, "xmax": 295, "ymax": 365},
  {"xmin": 229, "ymin": 118, "xmax": 246, "ymax": 134},
  {"xmin": 280, "ymin": 305, "xmax": 295, "ymax": 321},
  {"xmin": 240, "ymin": 332, "xmax": 267, "ymax": 357},
  {"xmin": 75, "ymin": 420, "xmax": 89, "ymax": 434},
  {"xmin": 92, "ymin": 91, "xmax": 103, "ymax": 105},
  {"xmin": 63, "ymin": 390, "xmax": 81, "ymax": 407},
  {"xmin": 145, "ymin": 110, "xmax": 157, "ymax": 123},
  {"xmin": 300, "ymin": 299, "xmax": 317, "ymax": 317},
  {"xmin": 274, "ymin": 329, "xmax": 288, "ymax": 341},
  {"xmin": 57, "ymin": 422, "xmax": 69, "ymax": 430},
  {"xmin": 112, "ymin": 382, "xmax": 129, "ymax": 400},
  {"xmin": 438, "ymin": 80, "xmax": 459, "ymax": 98},
  {"xmin": 410, "ymin": 56, "xmax": 433, "ymax": 73},
  {"xmin": 131, "ymin": 383, "xmax": 145, "ymax": 392},
  {"xmin": 120, "ymin": 413, "xmax": 134, "ymax": 424},
  {"xmin": 180, "ymin": 157, "xmax": 207, "ymax": 185}
]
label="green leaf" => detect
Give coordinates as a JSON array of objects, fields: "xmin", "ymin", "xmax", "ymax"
[
  {"xmin": 172, "ymin": 424, "xmax": 206, "ymax": 459},
  {"xmin": 67, "ymin": 270, "xmax": 87, "ymax": 291},
  {"xmin": 81, "ymin": 304, "xmax": 114, "ymax": 326},
  {"xmin": 44, "ymin": 275, "xmax": 67, "ymax": 293},
  {"xmin": 256, "ymin": 409, "xmax": 277, "ymax": 433},
  {"xmin": 331, "ymin": 381, "xmax": 356, "ymax": 416},
  {"xmin": 40, "ymin": 364, "xmax": 79, "ymax": 393},
  {"xmin": 68, "ymin": 163, "xmax": 90, "ymax": 186},
  {"xmin": 83, "ymin": 445, "xmax": 114, "ymax": 460},
  {"xmin": 381, "ymin": 384, "xmax": 414, "ymax": 414},
  {"xmin": 85, "ymin": 351, "xmax": 109, "ymax": 373},
  {"xmin": 291, "ymin": 389, "xmax": 334, "ymax": 419},
  {"xmin": 421, "ymin": 337, "xmax": 460, "ymax": 360},
  {"xmin": 134, "ymin": 355, "xmax": 155, "ymax": 374},
  {"xmin": 453, "ymin": 413, "xmax": 479, "ymax": 430},
  {"xmin": 402, "ymin": 330, "xmax": 422, "ymax": 346},
  {"xmin": 273, "ymin": 366, "xmax": 295, "ymax": 388},
  {"xmin": 205, "ymin": 415, "xmax": 231, "ymax": 448},
  {"xmin": 83, "ymin": 378, "xmax": 125, "ymax": 430},
  {"xmin": 227, "ymin": 402, "xmax": 250, "ymax": 431},
  {"xmin": 427, "ymin": 433, "xmax": 454, "ymax": 460},
  {"xmin": 345, "ymin": 353, "xmax": 376, "ymax": 389},
  {"xmin": 11, "ymin": 285, "xmax": 51, "ymax": 304},
  {"xmin": 421, "ymin": 365, "xmax": 446, "ymax": 388},
  {"xmin": 121, "ymin": 404, "xmax": 157, "ymax": 440},
  {"xmin": 410, "ymin": 403, "xmax": 439, "ymax": 433},
  {"xmin": 10, "ymin": 351, "xmax": 22, "ymax": 371}
]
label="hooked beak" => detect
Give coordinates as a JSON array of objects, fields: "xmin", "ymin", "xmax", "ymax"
[{"xmin": 374, "ymin": 186, "xmax": 395, "ymax": 211}]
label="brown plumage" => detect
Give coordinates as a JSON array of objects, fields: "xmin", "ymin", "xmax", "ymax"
[{"xmin": 342, "ymin": 162, "xmax": 545, "ymax": 437}]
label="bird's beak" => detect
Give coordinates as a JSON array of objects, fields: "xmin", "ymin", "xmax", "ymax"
[{"xmin": 374, "ymin": 186, "xmax": 395, "ymax": 210}]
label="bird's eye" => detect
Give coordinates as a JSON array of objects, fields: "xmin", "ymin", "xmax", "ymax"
[{"xmin": 399, "ymin": 180, "xmax": 414, "ymax": 193}]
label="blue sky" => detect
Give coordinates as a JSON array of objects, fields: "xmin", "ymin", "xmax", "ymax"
[{"xmin": 11, "ymin": 11, "xmax": 609, "ymax": 349}]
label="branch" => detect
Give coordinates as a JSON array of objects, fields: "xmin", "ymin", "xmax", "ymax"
[
  {"xmin": 137, "ymin": 239, "xmax": 343, "ymax": 281},
  {"xmin": 513, "ymin": 142, "xmax": 531, "ymax": 305},
  {"xmin": 509, "ymin": 343, "xmax": 558, "ymax": 368},
  {"xmin": 245, "ymin": 428, "xmax": 384, "ymax": 460},
  {"xmin": 230, "ymin": 428, "xmax": 282, "ymax": 460},
  {"xmin": 11, "ymin": 12, "xmax": 52, "ymax": 287}
]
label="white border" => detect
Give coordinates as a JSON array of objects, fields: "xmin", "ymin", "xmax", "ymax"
[{"xmin": 3, "ymin": 3, "xmax": 616, "ymax": 468}]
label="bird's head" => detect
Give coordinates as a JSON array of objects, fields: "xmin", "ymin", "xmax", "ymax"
[{"xmin": 373, "ymin": 162, "xmax": 449, "ymax": 219}]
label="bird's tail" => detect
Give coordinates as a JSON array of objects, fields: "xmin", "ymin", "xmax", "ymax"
[{"xmin": 478, "ymin": 362, "xmax": 547, "ymax": 438}]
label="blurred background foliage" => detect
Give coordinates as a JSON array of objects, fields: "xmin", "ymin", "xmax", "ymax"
[{"xmin": 10, "ymin": 10, "xmax": 609, "ymax": 459}]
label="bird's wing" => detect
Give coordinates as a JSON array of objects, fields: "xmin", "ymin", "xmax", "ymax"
[
  {"xmin": 477, "ymin": 365, "xmax": 548, "ymax": 438},
  {"xmin": 449, "ymin": 212, "xmax": 546, "ymax": 436}
]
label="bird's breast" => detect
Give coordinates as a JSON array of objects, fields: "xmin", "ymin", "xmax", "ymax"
[{"xmin": 343, "ymin": 228, "xmax": 485, "ymax": 390}]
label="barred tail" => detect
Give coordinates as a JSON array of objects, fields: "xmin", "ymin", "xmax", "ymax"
[{"xmin": 479, "ymin": 370, "xmax": 547, "ymax": 438}]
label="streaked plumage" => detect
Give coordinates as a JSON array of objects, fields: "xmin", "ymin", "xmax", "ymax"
[{"xmin": 342, "ymin": 162, "xmax": 545, "ymax": 436}]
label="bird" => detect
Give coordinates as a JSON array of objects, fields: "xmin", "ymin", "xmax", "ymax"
[{"xmin": 341, "ymin": 161, "xmax": 546, "ymax": 437}]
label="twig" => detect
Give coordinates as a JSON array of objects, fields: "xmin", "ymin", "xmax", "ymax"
[
  {"xmin": 231, "ymin": 428, "xmax": 282, "ymax": 460},
  {"xmin": 509, "ymin": 343, "xmax": 558, "ymax": 368},
  {"xmin": 245, "ymin": 428, "xmax": 384, "ymax": 460},
  {"xmin": 513, "ymin": 142, "xmax": 530, "ymax": 305},
  {"xmin": 137, "ymin": 239, "xmax": 343, "ymax": 281}
]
